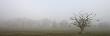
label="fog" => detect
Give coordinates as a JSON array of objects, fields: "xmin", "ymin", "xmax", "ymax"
[{"xmin": 0, "ymin": 0, "xmax": 110, "ymax": 32}]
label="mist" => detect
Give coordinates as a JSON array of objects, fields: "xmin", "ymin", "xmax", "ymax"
[{"xmin": 0, "ymin": 0, "xmax": 110, "ymax": 36}]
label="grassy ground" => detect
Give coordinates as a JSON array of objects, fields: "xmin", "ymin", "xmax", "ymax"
[{"xmin": 0, "ymin": 31, "xmax": 110, "ymax": 36}]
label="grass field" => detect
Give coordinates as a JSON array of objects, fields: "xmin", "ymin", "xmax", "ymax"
[{"xmin": 0, "ymin": 31, "xmax": 110, "ymax": 36}]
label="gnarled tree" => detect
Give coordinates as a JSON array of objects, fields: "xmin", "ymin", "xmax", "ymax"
[{"xmin": 70, "ymin": 12, "xmax": 96, "ymax": 34}]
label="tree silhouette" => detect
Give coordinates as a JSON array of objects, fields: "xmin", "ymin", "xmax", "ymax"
[{"xmin": 70, "ymin": 12, "xmax": 96, "ymax": 34}]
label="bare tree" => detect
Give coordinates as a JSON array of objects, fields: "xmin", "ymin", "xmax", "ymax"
[{"xmin": 70, "ymin": 12, "xmax": 96, "ymax": 34}]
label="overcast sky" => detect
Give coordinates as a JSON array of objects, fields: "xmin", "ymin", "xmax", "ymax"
[{"xmin": 0, "ymin": 0, "xmax": 110, "ymax": 21}]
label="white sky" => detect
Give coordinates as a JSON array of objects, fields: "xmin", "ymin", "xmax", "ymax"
[{"xmin": 0, "ymin": 0, "xmax": 110, "ymax": 21}]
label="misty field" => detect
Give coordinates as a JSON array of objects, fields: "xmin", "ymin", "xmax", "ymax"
[{"xmin": 0, "ymin": 31, "xmax": 110, "ymax": 36}]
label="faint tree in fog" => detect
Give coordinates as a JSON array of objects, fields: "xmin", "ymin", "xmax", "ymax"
[
  {"xmin": 60, "ymin": 20, "xmax": 68, "ymax": 28},
  {"xmin": 70, "ymin": 12, "xmax": 96, "ymax": 34}
]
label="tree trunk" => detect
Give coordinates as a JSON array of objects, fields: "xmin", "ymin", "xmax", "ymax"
[{"xmin": 79, "ymin": 27, "xmax": 84, "ymax": 34}]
